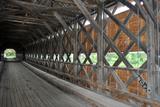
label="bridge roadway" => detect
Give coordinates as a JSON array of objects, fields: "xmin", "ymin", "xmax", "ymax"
[{"xmin": 0, "ymin": 62, "xmax": 91, "ymax": 107}]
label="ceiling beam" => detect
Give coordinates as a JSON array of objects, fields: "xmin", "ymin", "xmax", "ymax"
[
  {"xmin": 9, "ymin": 0, "xmax": 96, "ymax": 14},
  {"xmin": 0, "ymin": 15, "xmax": 44, "ymax": 25},
  {"xmin": 54, "ymin": 12, "xmax": 71, "ymax": 31},
  {"xmin": 54, "ymin": 0, "xmax": 74, "ymax": 5},
  {"xmin": 1, "ymin": 19, "xmax": 43, "ymax": 25}
]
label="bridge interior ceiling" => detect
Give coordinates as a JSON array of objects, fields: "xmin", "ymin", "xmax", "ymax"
[
  {"xmin": 0, "ymin": 0, "xmax": 115, "ymax": 47},
  {"xmin": 0, "ymin": 0, "xmax": 160, "ymax": 106}
]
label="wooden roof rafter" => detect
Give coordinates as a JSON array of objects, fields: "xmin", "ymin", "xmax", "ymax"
[{"xmin": 0, "ymin": 0, "xmax": 115, "ymax": 46}]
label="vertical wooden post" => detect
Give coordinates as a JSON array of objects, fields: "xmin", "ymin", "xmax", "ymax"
[
  {"xmin": 97, "ymin": 2, "xmax": 105, "ymax": 90},
  {"xmin": 147, "ymin": 1, "xmax": 157, "ymax": 98},
  {"xmin": 155, "ymin": 0, "xmax": 160, "ymax": 96},
  {"xmin": 73, "ymin": 23, "xmax": 78, "ymax": 76},
  {"xmin": 59, "ymin": 30, "xmax": 63, "ymax": 71}
]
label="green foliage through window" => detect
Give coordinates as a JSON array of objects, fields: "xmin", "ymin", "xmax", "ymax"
[
  {"xmin": 4, "ymin": 49, "xmax": 16, "ymax": 59},
  {"xmin": 78, "ymin": 51, "xmax": 147, "ymax": 68}
]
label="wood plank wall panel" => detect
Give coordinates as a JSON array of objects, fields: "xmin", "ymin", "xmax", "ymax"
[
  {"xmin": 76, "ymin": 11, "xmax": 148, "ymax": 96},
  {"xmin": 78, "ymin": 11, "xmax": 147, "ymax": 52}
]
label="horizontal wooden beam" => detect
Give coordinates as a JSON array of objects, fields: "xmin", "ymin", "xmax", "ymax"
[
  {"xmin": 0, "ymin": 15, "xmax": 45, "ymax": 25},
  {"xmin": 0, "ymin": 15, "xmax": 44, "ymax": 23},
  {"xmin": 10, "ymin": 0, "xmax": 79, "ymax": 13},
  {"xmin": 54, "ymin": 12, "xmax": 71, "ymax": 31},
  {"xmin": 9, "ymin": 0, "xmax": 96, "ymax": 15},
  {"xmin": 54, "ymin": 0, "xmax": 75, "ymax": 5},
  {"xmin": 23, "ymin": 62, "xmax": 132, "ymax": 107},
  {"xmin": 4, "ymin": 29, "xmax": 29, "ymax": 32},
  {"xmin": 9, "ymin": 0, "xmax": 47, "ymax": 9},
  {"xmin": 1, "ymin": 19, "xmax": 43, "ymax": 25}
]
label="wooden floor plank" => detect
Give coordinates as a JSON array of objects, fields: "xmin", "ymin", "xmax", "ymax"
[
  {"xmin": 13, "ymin": 78, "xmax": 21, "ymax": 107},
  {"xmin": 22, "ymin": 71, "xmax": 55, "ymax": 107},
  {"xmin": 0, "ymin": 78, "xmax": 3, "ymax": 106},
  {"xmin": 0, "ymin": 62, "xmax": 91, "ymax": 107},
  {"xmin": 20, "ymin": 67, "xmax": 50, "ymax": 107},
  {"xmin": 10, "ymin": 80, "xmax": 16, "ymax": 107},
  {"xmin": 6, "ymin": 79, "xmax": 12, "ymax": 107}
]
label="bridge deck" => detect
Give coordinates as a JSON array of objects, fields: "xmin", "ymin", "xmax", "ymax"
[{"xmin": 0, "ymin": 62, "xmax": 90, "ymax": 107}]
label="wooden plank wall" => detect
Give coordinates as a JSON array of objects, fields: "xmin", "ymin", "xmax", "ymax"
[
  {"xmin": 77, "ymin": 11, "xmax": 147, "ymax": 96},
  {"xmin": 78, "ymin": 11, "xmax": 147, "ymax": 52}
]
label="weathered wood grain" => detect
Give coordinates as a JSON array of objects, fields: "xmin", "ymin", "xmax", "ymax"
[{"xmin": 0, "ymin": 62, "xmax": 91, "ymax": 107}]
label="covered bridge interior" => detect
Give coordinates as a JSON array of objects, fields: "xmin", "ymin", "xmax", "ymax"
[{"xmin": 0, "ymin": 0, "xmax": 160, "ymax": 107}]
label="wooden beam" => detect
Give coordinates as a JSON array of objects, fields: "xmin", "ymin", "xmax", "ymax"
[
  {"xmin": 4, "ymin": 15, "xmax": 42, "ymax": 22},
  {"xmin": 118, "ymin": 0, "xmax": 146, "ymax": 20},
  {"xmin": 0, "ymin": 15, "xmax": 44, "ymax": 25},
  {"xmin": 54, "ymin": 0, "xmax": 75, "ymax": 5},
  {"xmin": 73, "ymin": 0, "xmax": 149, "ymax": 93},
  {"xmin": 54, "ymin": 12, "xmax": 71, "ymax": 31},
  {"xmin": 10, "ymin": 0, "xmax": 80, "ymax": 13},
  {"xmin": 37, "ymin": 29, "xmax": 47, "ymax": 38},
  {"xmin": 97, "ymin": 2, "xmax": 105, "ymax": 87},
  {"xmin": 43, "ymin": 22, "xmax": 54, "ymax": 34},
  {"xmin": 119, "ymin": 0, "xmax": 159, "ymax": 29},
  {"xmin": 103, "ymin": 9, "xmax": 147, "ymax": 53},
  {"xmin": 23, "ymin": 62, "xmax": 132, "ymax": 107},
  {"xmin": 9, "ymin": 0, "xmax": 47, "ymax": 9},
  {"xmin": 1, "ymin": 19, "xmax": 43, "ymax": 25},
  {"xmin": 146, "ymin": 1, "xmax": 157, "ymax": 98}
]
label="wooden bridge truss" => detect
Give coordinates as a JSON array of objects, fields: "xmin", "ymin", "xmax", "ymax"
[{"xmin": 0, "ymin": 0, "xmax": 160, "ymax": 106}]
